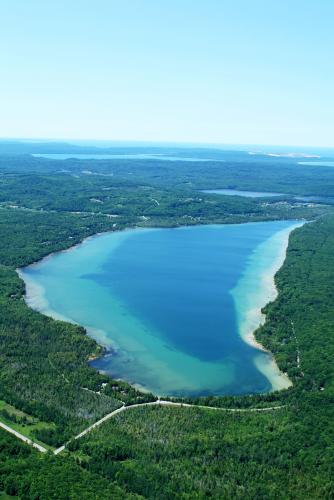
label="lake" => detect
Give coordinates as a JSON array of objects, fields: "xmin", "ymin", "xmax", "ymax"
[
  {"xmin": 298, "ymin": 161, "xmax": 334, "ymax": 167},
  {"xmin": 19, "ymin": 221, "xmax": 301, "ymax": 397},
  {"xmin": 201, "ymin": 189, "xmax": 334, "ymax": 204},
  {"xmin": 201, "ymin": 189, "xmax": 284, "ymax": 197}
]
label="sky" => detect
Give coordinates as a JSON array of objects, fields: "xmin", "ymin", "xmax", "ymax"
[{"xmin": 0, "ymin": 0, "xmax": 333, "ymax": 147}]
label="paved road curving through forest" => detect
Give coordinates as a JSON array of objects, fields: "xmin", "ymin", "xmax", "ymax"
[
  {"xmin": 0, "ymin": 399, "xmax": 286, "ymax": 455},
  {"xmin": 53, "ymin": 399, "xmax": 286, "ymax": 455}
]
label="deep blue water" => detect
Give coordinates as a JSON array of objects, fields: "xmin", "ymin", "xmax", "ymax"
[
  {"xmin": 85, "ymin": 226, "xmax": 253, "ymax": 362},
  {"xmin": 20, "ymin": 221, "xmax": 299, "ymax": 396}
]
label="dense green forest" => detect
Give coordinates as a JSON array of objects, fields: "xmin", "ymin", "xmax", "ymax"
[
  {"xmin": 0, "ymin": 146, "xmax": 333, "ymax": 498},
  {"xmin": 1, "ymin": 140, "xmax": 334, "ymax": 198},
  {"xmin": 0, "ymin": 172, "xmax": 328, "ymax": 225},
  {"xmin": 0, "ymin": 429, "xmax": 135, "ymax": 499}
]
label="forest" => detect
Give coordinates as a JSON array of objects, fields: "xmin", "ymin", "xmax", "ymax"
[
  {"xmin": 1, "ymin": 140, "xmax": 334, "ymax": 198},
  {"xmin": 0, "ymin": 146, "xmax": 333, "ymax": 498}
]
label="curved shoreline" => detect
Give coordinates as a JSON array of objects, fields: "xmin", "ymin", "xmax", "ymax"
[
  {"xmin": 236, "ymin": 223, "xmax": 302, "ymax": 350},
  {"xmin": 18, "ymin": 221, "xmax": 303, "ymax": 396},
  {"xmin": 231, "ymin": 222, "xmax": 304, "ymax": 390}
]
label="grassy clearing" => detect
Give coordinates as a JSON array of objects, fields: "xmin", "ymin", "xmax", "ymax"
[{"xmin": 0, "ymin": 400, "xmax": 55, "ymax": 451}]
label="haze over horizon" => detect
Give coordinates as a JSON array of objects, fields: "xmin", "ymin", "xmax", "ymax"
[
  {"xmin": 1, "ymin": 138, "xmax": 334, "ymax": 155},
  {"xmin": 1, "ymin": 0, "xmax": 333, "ymax": 147}
]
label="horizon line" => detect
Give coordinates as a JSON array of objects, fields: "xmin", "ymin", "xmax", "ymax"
[{"xmin": 0, "ymin": 136, "xmax": 334, "ymax": 151}]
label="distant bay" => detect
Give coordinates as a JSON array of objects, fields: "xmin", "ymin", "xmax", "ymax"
[
  {"xmin": 32, "ymin": 153, "xmax": 222, "ymax": 162},
  {"xmin": 19, "ymin": 221, "xmax": 302, "ymax": 397}
]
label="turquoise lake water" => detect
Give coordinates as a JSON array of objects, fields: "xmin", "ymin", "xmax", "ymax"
[{"xmin": 20, "ymin": 221, "xmax": 301, "ymax": 397}]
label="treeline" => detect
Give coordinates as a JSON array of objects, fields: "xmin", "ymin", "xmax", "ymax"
[
  {"xmin": 0, "ymin": 171, "xmax": 329, "ymax": 227},
  {"xmin": 0, "ymin": 429, "xmax": 134, "ymax": 499},
  {"xmin": 75, "ymin": 403, "xmax": 333, "ymax": 499},
  {"xmin": 0, "ymin": 207, "xmax": 129, "ymax": 267}
]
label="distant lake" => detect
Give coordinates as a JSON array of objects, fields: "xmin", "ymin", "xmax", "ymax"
[
  {"xmin": 33, "ymin": 153, "xmax": 222, "ymax": 162},
  {"xmin": 298, "ymin": 161, "xmax": 334, "ymax": 167},
  {"xmin": 20, "ymin": 221, "xmax": 301, "ymax": 397},
  {"xmin": 202, "ymin": 189, "xmax": 334, "ymax": 204},
  {"xmin": 295, "ymin": 195, "xmax": 334, "ymax": 203},
  {"xmin": 202, "ymin": 189, "xmax": 285, "ymax": 198}
]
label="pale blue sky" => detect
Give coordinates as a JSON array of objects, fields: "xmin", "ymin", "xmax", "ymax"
[{"xmin": 0, "ymin": 0, "xmax": 333, "ymax": 146}]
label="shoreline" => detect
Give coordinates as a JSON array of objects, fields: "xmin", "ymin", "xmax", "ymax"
[
  {"xmin": 231, "ymin": 221, "xmax": 304, "ymax": 390},
  {"xmin": 241, "ymin": 226, "xmax": 295, "ymax": 351},
  {"xmin": 19, "ymin": 220, "xmax": 304, "ymax": 397},
  {"xmin": 16, "ymin": 226, "xmax": 140, "ymax": 271},
  {"xmin": 16, "ymin": 219, "xmax": 305, "ymax": 271}
]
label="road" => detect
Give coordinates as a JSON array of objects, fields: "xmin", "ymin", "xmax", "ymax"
[
  {"xmin": 0, "ymin": 399, "xmax": 286, "ymax": 455},
  {"xmin": 291, "ymin": 320, "xmax": 304, "ymax": 376},
  {"xmin": 0, "ymin": 420, "xmax": 48, "ymax": 453},
  {"xmin": 53, "ymin": 399, "xmax": 286, "ymax": 455}
]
